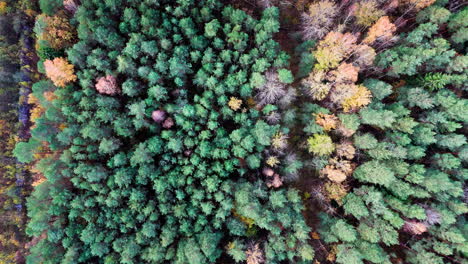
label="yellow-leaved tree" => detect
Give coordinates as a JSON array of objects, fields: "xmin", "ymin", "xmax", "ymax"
[{"xmin": 43, "ymin": 15, "xmax": 76, "ymax": 49}]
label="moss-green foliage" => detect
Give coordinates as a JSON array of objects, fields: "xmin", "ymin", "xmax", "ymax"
[
  {"xmin": 353, "ymin": 161, "xmax": 395, "ymax": 186},
  {"xmin": 307, "ymin": 134, "xmax": 335, "ymax": 156},
  {"xmin": 38, "ymin": 0, "xmax": 62, "ymax": 15},
  {"xmin": 377, "ymin": 7, "xmax": 467, "ymax": 83},
  {"xmin": 416, "ymin": 5, "xmax": 451, "ymax": 25},
  {"xmin": 319, "ymin": 4, "xmax": 467, "ymax": 264},
  {"xmin": 447, "ymin": 7, "xmax": 468, "ymax": 44},
  {"xmin": 295, "ymin": 40, "xmax": 317, "ymax": 79},
  {"xmin": 22, "ymin": 1, "xmax": 312, "ymax": 263},
  {"xmin": 277, "ymin": 68, "xmax": 294, "ymax": 84},
  {"xmin": 363, "ymin": 79, "xmax": 392, "ymax": 101}
]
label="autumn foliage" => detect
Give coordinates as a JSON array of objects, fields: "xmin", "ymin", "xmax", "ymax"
[
  {"xmin": 12, "ymin": 0, "xmax": 466, "ymax": 264},
  {"xmin": 42, "ymin": 15, "xmax": 75, "ymax": 49},
  {"xmin": 44, "ymin": 57, "xmax": 76, "ymax": 87},
  {"xmin": 95, "ymin": 75, "xmax": 119, "ymax": 95},
  {"xmin": 301, "ymin": 0, "xmax": 338, "ymax": 40},
  {"xmin": 363, "ymin": 16, "xmax": 397, "ymax": 44},
  {"xmin": 353, "ymin": 1, "xmax": 385, "ymax": 27},
  {"xmin": 63, "ymin": 0, "xmax": 78, "ymax": 14},
  {"xmin": 399, "ymin": 0, "xmax": 436, "ymax": 10},
  {"xmin": 0, "ymin": 1, "xmax": 7, "ymax": 14},
  {"xmin": 314, "ymin": 32, "xmax": 358, "ymax": 71}
]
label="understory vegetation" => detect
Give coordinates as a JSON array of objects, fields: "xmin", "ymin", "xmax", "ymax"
[{"xmin": 2, "ymin": 0, "xmax": 467, "ymax": 263}]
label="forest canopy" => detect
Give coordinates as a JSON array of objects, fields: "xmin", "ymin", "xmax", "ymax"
[{"xmin": 2, "ymin": 0, "xmax": 467, "ymax": 263}]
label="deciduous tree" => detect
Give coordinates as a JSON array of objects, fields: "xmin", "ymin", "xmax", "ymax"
[
  {"xmin": 43, "ymin": 57, "xmax": 76, "ymax": 87},
  {"xmin": 363, "ymin": 16, "xmax": 397, "ymax": 45},
  {"xmin": 95, "ymin": 75, "xmax": 119, "ymax": 95},
  {"xmin": 301, "ymin": 0, "xmax": 338, "ymax": 40}
]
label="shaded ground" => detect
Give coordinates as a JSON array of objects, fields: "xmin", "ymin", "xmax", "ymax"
[
  {"xmin": 15, "ymin": 8, "xmax": 40, "ymax": 264},
  {"xmin": 225, "ymin": 0, "xmax": 335, "ymax": 262}
]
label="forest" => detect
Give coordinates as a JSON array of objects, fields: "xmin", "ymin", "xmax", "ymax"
[{"xmin": 0, "ymin": 0, "xmax": 466, "ymax": 263}]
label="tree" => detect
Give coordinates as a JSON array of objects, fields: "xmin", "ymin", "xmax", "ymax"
[
  {"xmin": 399, "ymin": 0, "xmax": 436, "ymax": 10},
  {"xmin": 43, "ymin": 57, "xmax": 77, "ymax": 87},
  {"xmin": 204, "ymin": 19, "xmax": 220, "ymax": 38},
  {"xmin": 330, "ymin": 84, "xmax": 372, "ymax": 112},
  {"xmin": 277, "ymin": 69, "xmax": 293, "ymax": 84},
  {"xmin": 307, "ymin": 134, "xmax": 335, "ymax": 156},
  {"xmin": 183, "ymin": 238, "xmax": 207, "ymax": 264},
  {"xmin": 352, "ymin": 44, "xmax": 376, "ymax": 68},
  {"xmin": 42, "ymin": 15, "xmax": 75, "ymax": 50},
  {"xmin": 255, "ymin": 69, "xmax": 287, "ymax": 106},
  {"xmin": 245, "ymin": 243, "xmax": 264, "ymax": 264},
  {"xmin": 416, "ymin": 5, "xmax": 451, "ymax": 25},
  {"xmin": 0, "ymin": 2, "xmax": 7, "ymax": 14},
  {"xmin": 14, "ymin": 139, "xmax": 41, "ymax": 163},
  {"xmin": 39, "ymin": 0, "xmax": 63, "ymax": 15},
  {"xmin": 63, "ymin": 0, "xmax": 79, "ymax": 14},
  {"xmin": 228, "ymin": 97, "xmax": 242, "ymax": 111},
  {"xmin": 151, "ymin": 110, "xmax": 166, "ymax": 123},
  {"xmin": 227, "ymin": 240, "xmax": 246, "ymax": 262},
  {"xmin": 301, "ymin": 0, "xmax": 338, "ymax": 40},
  {"xmin": 353, "ymin": 160, "xmax": 395, "ymax": 186},
  {"xmin": 447, "ymin": 7, "xmax": 468, "ymax": 44},
  {"xmin": 95, "ymin": 75, "xmax": 119, "ymax": 95},
  {"xmin": 98, "ymin": 137, "xmax": 121, "ymax": 154},
  {"xmin": 363, "ymin": 16, "xmax": 397, "ymax": 45},
  {"xmin": 336, "ymin": 142, "xmax": 355, "ymax": 159},
  {"xmin": 321, "ymin": 165, "xmax": 347, "ymax": 183},
  {"xmin": 329, "ymin": 63, "xmax": 359, "ymax": 83},
  {"xmin": 302, "ymin": 70, "xmax": 331, "ymax": 100},
  {"xmin": 363, "ymin": 79, "xmax": 392, "ymax": 100},
  {"xmin": 360, "ymin": 108, "xmax": 397, "ymax": 129},
  {"xmin": 315, "ymin": 113, "xmax": 338, "ymax": 131},
  {"xmin": 353, "ymin": 1, "xmax": 385, "ymax": 27},
  {"xmin": 314, "ymin": 32, "xmax": 358, "ymax": 71}
]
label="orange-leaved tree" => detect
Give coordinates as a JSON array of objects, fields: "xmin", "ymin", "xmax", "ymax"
[
  {"xmin": 363, "ymin": 16, "xmax": 397, "ymax": 44},
  {"xmin": 44, "ymin": 57, "xmax": 77, "ymax": 87}
]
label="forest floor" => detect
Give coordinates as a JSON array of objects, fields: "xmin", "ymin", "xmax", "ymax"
[
  {"xmin": 15, "ymin": 8, "xmax": 39, "ymax": 263},
  {"xmin": 226, "ymin": 0, "xmax": 334, "ymax": 261}
]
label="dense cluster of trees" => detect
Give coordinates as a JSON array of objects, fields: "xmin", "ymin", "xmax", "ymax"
[
  {"xmin": 0, "ymin": 0, "xmax": 39, "ymax": 262},
  {"xmin": 17, "ymin": 0, "xmax": 314, "ymax": 263},
  {"xmin": 6, "ymin": 0, "xmax": 467, "ymax": 263},
  {"xmin": 293, "ymin": 1, "xmax": 467, "ymax": 263},
  {"xmin": 0, "ymin": 4, "xmax": 22, "ymax": 260}
]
